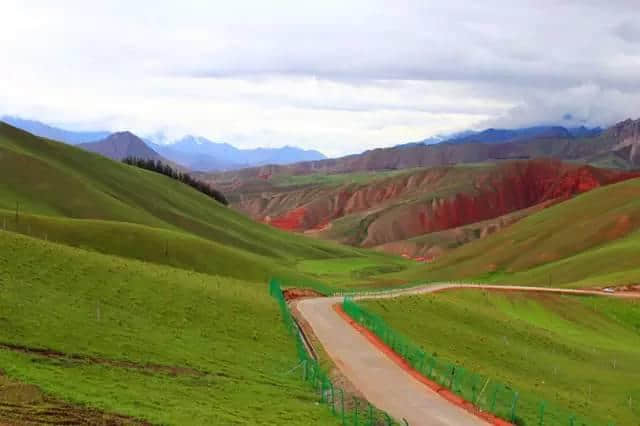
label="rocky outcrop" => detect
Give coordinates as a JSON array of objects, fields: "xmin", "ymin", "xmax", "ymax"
[
  {"xmin": 235, "ymin": 160, "xmax": 640, "ymax": 251},
  {"xmin": 606, "ymin": 118, "xmax": 640, "ymax": 165}
]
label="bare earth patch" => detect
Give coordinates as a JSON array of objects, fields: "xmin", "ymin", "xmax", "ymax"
[
  {"xmin": 0, "ymin": 371, "xmax": 150, "ymax": 425},
  {"xmin": 0, "ymin": 343, "xmax": 206, "ymax": 377}
]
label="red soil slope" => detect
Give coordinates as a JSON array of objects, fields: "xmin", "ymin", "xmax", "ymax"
[{"xmin": 235, "ymin": 160, "xmax": 640, "ymax": 251}]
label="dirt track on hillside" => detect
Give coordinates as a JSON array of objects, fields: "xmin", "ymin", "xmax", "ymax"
[{"xmin": 295, "ymin": 283, "xmax": 640, "ymax": 426}]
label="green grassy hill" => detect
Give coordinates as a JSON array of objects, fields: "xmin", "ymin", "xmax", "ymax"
[
  {"xmin": 0, "ymin": 122, "xmax": 413, "ymax": 423},
  {"xmin": 0, "ymin": 122, "xmax": 407, "ymax": 286},
  {"xmin": 0, "ymin": 230, "xmax": 336, "ymax": 424},
  {"xmin": 361, "ymin": 290, "xmax": 640, "ymax": 425},
  {"xmin": 387, "ymin": 176, "xmax": 640, "ymax": 287}
]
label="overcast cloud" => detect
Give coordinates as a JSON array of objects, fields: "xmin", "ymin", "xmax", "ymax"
[{"xmin": 1, "ymin": 0, "xmax": 639, "ymax": 156}]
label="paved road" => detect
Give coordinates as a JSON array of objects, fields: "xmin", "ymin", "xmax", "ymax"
[{"xmin": 295, "ymin": 283, "xmax": 639, "ymax": 426}]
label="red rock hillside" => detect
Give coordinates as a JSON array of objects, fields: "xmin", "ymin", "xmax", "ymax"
[{"xmin": 225, "ymin": 159, "xmax": 640, "ymax": 253}]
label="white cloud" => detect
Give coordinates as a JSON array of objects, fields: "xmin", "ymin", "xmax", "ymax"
[{"xmin": 1, "ymin": 0, "xmax": 639, "ymax": 156}]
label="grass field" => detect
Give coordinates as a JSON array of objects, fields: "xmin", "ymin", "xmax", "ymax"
[
  {"xmin": 0, "ymin": 123, "xmax": 418, "ymax": 423},
  {"xmin": 295, "ymin": 256, "xmax": 412, "ymax": 287},
  {"xmin": 0, "ymin": 230, "xmax": 337, "ymax": 424},
  {"xmin": 270, "ymin": 169, "xmax": 419, "ymax": 188},
  {"xmin": 361, "ymin": 290, "xmax": 640, "ymax": 425},
  {"xmin": 269, "ymin": 163, "xmax": 493, "ymax": 188},
  {"xmin": 385, "ymin": 177, "xmax": 640, "ymax": 288},
  {"xmin": 0, "ymin": 122, "xmax": 411, "ymax": 286}
]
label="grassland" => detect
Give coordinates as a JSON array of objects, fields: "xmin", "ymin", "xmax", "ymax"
[
  {"xmin": 0, "ymin": 123, "xmax": 418, "ymax": 423},
  {"xmin": 270, "ymin": 168, "xmax": 419, "ymax": 188},
  {"xmin": 295, "ymin": 256, "xmax": 412, "ymax": 288},
  {"xmin": 385, "ymin": 177, "xmax": 640, "ymax": 288},
  {"xmin": 361, "ymin": 290, "xmax": 640, "ymax": 425},
  {"xmin": 269, "ymin": 163, "xmax": 494, "ymax": 188},
  {"xmin": 0, "ymin": 230, "xmax": 337, "ymax": 424},
  {"xmin": 0, "ymin": 122, "xmax": 410, "ymax": 287}
]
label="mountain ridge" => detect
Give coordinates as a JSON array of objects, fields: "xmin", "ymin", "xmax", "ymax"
[
  {"xmin": 208, "ymin": 118, "xmax": 640, "ymax": 182},
  {"xmin": 79, "ymin": 131, "xmax": 166, "ymax": 162},
  {"xmin": 156, "ymin": 135, "xmax": 327, "ymax": 171},
  {"xmin": 1, "ymin": 115, "xmax": 110, "ymax": 144},
  {"xmin": 1, "ymin": 116, "xmax": 327, "ymax": 171}
]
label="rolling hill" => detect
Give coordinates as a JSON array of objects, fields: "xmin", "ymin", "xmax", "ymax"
[
  {"xmin": 0, "ymin": 121, "xmax": 416, "ymax": 423},
  {"xmin": 0, "ymin": 121, "xmax": 404, "ymax": 285},
  {"xmin": 0, "ymin": 228, "xmax": 338, "ymax": 425},
  {"xmin": 362, "ymin": 290, "xmax": 640, "ymax": 425},
  {"xmin": 385, "ymin": 175, "xmax": 640, "ymax": 288},
  {"xmin": 216, "ymin": 159, "xmax": 639, "ymax": 262}
]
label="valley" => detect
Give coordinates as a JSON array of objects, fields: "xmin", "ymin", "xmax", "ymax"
[
  {"xmin": 213, "ymin": 159, "xmax": 639, "ymax": 262},
  {"xmin": 4, "ymin": 3, "xmax": 640, "ymax": 425},
  {"xmin": 2, "ymin": 117, "xmax": 640, "ymax": 425}
]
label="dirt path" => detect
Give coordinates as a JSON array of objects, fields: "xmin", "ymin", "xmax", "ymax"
[{"xmin": 295, "ymin": 283, "xmax": 640, "ymax": 426}]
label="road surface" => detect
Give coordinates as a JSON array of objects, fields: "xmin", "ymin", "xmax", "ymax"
[{"xmin": 295, "ymin": 283, "xmax": 639, "ymax": 426}]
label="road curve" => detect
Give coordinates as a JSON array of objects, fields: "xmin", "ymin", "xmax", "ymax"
[{"xmin": 295, "ymin": 283, "xmax": 639, "ymax": 426}]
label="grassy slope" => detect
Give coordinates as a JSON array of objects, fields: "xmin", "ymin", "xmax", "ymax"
[
  {"xmin": 362, "ymin": 290, "xmax": 640, "ymax": 425},
  {"xmin": 385, "ymin": 177, "xmax": 640, "ymax": 287},
  {"xmin": 0, "ymin": 230, "xmax": 336, "ymax": 425},
  {"xmin": 267, "ymin": 166, "xmax": 462, "ymax": 188},
  {"xmin": 0, "ymin": 122, "xmax": 408, "ymax": 286},
  {"xmin": 0, "ymin": 123, "xmax": 416, "ymax": 423}
]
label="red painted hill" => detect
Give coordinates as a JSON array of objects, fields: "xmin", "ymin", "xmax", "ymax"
[{"xmin": 224, "ymin": 159, "xmax": 640, "ymax": 256}]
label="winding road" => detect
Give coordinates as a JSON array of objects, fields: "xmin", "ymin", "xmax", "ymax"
[{"xmin": 294, "ymin": 283, "xmax": 639, "ymax": 426}]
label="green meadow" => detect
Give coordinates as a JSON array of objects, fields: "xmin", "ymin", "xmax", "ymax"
[
  {"xmin": 361, "ymin": 290, "xmax": 640, "ymax": 425},
  {"xmin": 385, "ymin": 177, "xmax": 640, "ymax": 288},
  {"xmin": 0, "ymin": 123, "xmax": 412, "ymax": 423},
  {"xmin": 0, "ymin": 231, "xmax": 337, "ymax": 424}
]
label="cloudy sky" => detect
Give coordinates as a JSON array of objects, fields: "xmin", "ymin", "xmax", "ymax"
[{"xmin": 1, "ymin": 0, "xmax": 640, "ymax": 157}]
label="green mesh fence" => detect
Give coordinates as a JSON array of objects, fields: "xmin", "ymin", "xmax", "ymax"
[
  {"xmin": 343, "ymin": 297, "xmax": 617, "ymax": 426},
  {"xmin": 269, "ymin": 278, "xmax": 403, "ymax": 425}
]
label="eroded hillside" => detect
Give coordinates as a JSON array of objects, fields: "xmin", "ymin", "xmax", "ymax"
[{"xmin": 221, "ymin": 159, "xmax": 640, "ymax": 259}]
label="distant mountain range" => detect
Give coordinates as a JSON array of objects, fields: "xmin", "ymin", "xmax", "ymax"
[
  {"xmin": 397, "ymin": 126, "xmax": 602, "ymax": 149},
  {"xmin": 445, "ymin": 125, "xmax": 602, "ymax": 144},
  {"xmin": 1, "ymin": 116, "xmax": 327, "ymax": 171},
  {"xmin": 150, "ymin": 135, "xmax": 326, "ymax": 171},
  {"xmin": 4, "ymin": 115, "xmax": 633, "ymax": 176},
  {"xmin": 210, "ymin": 118, "xmax": 640, "ymax": 181},
  {"xmin": 1, "ymin": 115, "xmax": 110, "ymax": 144}
]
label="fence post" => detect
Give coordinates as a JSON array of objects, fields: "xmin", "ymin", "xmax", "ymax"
[
  {"xmin": 338, "ymin": 388, "xmax": 345, "ymax": 425},
  {"xmin": 368, "ymin": 403, "xmax": 374, "ymax": 426},
  {"xmin": 428, "ymin": 356, "xmax": 435, "ymax": 378},
  {"xmin": 301, "ymin": 359, "xmax": 308, "ymax": 381},
  {"xmin": 330, "ymin": 382, "xmax": 336, "ymax": 414},
  {"xmin": 490, "ymin": 384, "xmax": 500, "ymax": 413},
  {"xmin": 538, "ymin": 401, "xmax": 546, "ymax": 426},
  {"xmin": 310, "ymin": 363, "xmax": 316, "ymax": 384},
  {"xmin": 569, "ymin": 415, "xmax": 576, "ymax": 426},
  {"xmin": 353, "ymin": 397, "xmax": 359, "ymax": 426},
  {"xmin": 384, "ymin": 413, "xmax": 393, "ymax": 426},
  {"xmin": 510, "ymin": 391, "xmax": 519, "ymax": 422},
  {"xmin": 471, "ymin": 375, "xmax": 479, "ymax": 404},
  {"xmin": 449, "ymin": 365, "xmax": 455, "ymax": 388}
]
